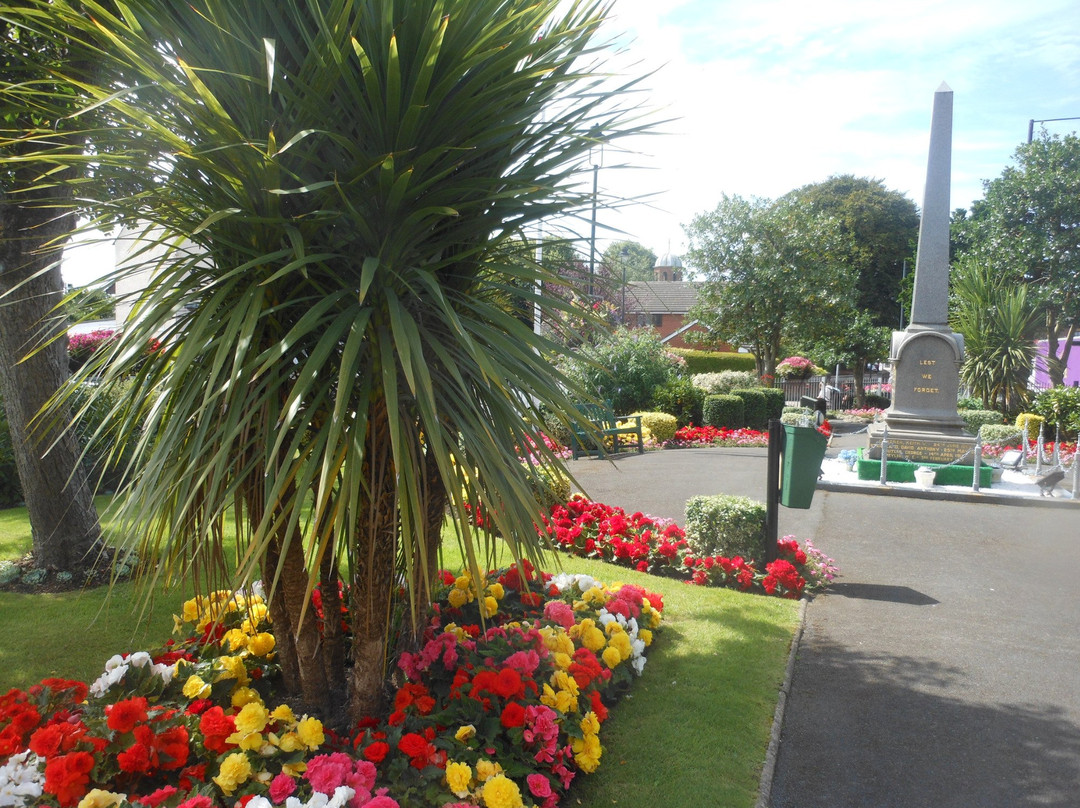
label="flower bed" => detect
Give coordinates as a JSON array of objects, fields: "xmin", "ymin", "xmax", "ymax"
[
  {"xmin": 663, "ymin": 425, "xmax": 769, "ymax": 449},
  {"xmin": 540, "ymin": 496, "xmax": 836, "ymax": 598},
  {"xmin": 0, "ymin": 562, "xmax": 663, "ymax": 808},
  {"xmin": 979, "ymin": 439, "xmax": 1077, "ymax": 464}
]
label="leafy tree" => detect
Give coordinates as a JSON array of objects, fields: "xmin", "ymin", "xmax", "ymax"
[
  {"xmin": 950, "ymin": 259, "xmax": 1038, "ymax": 415},
  {"xmin": 684, "ymin": 194, "xmax": 853, "ymax": 380},
  {"xmin": 601, "ymin": 240, "xmax": 657, "ymax": 283},
  {"xmin": 5, "ymin": 0, "xmax": 644, "ymax": 724},
  {"xmin": 0, "ymin": 7, "xmax": 102, "ymax": 572},
  {"xmin": 785, "ymin": 175, "xmax": 919, "ymax": 329},
  {"xmin": 807, "ymin": 311, "xmax": 891, "ymax": 407},
  {"xmin": 955, "ymin": 133, "xmax": 1080, "ymax": 386}
]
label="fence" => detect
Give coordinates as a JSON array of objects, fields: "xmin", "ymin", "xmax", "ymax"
[{"xmin": 777, "ymin": 373, "xmax": 892, "ymax": 408}]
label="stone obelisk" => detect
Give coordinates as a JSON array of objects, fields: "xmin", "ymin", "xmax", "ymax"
[{"xmin": 869, "ymin": 83, "xmax": 973, "ymax": 463}]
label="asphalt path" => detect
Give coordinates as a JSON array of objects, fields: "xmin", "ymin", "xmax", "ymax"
[{"xmin": 565, "ymin": 445, "xmax": 1080, "ymax": 808}]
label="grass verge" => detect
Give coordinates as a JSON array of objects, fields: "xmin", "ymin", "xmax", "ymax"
[{"xmin": 2, "ymin": 506, "xmax": 799, "ymax": 808}]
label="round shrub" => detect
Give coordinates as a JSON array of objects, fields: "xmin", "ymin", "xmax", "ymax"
[
  {"xmin": 684, "ymin": 494, "xmax": 766, "ymax": 560},
  {"xmin": 692, "ymin": 370, "xmax": 759, "ymax": 395},
  {"xmin": 1032, "ymin": 386, "xmax": 1080, "ymax": 439},
  {"xmin": 650, "ymin": 376, "xmax": 704, "ymax": 427},
  {"xmin": 703, "ymin": 394, "xmax": 745, "ymax": 429},
  {"xmin": 864, "ymin": 393, "xmax": 891, "ymax": 409},
  {"xmin": 758, "ymin": 387, "xmax": 786, "ymax": 424},
  {"xmin": 629, "ymin": 411, "xmax": 678, "ymax": 443},
  {"xmin": 958, "ymin": 409, "xmax": 1003, "ymax": 434},
  {"xmin": 1014, "ymin": 412, "xmax": 1045, "ymax": 441},
  {"xmin": 559, "ymin": 328, "xmax": 677, "ymax": 415},
  {"xmin": 730, "ymin": 388, "xmax": 769, "ymax": 430},
  {"xmin": 979, "ymin": 424, "xmax": 1024, "ymax": 447}
]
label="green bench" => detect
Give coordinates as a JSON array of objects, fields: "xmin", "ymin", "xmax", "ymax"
[{"xmin": 570, "ymin": 402, "xmax": 644, "ymax": 459}]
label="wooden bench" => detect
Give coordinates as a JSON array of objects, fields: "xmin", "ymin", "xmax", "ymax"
[{"xmin": 570, "ymin": 402, "xmax": 644, "ymax": 459}]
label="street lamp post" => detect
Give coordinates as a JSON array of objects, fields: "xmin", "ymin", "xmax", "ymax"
[
  {"xmin": 1028, "ymin": 116, "xmax": 1080, "ymax": 142},
  {"xmin": 619, "ymin": 246, "xmax": 629, "ymax": 324}
]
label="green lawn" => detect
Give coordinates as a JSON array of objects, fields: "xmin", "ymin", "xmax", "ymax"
[{"xmin": 0, "ymin": 503, "xmax": 800, "ymax": 808}]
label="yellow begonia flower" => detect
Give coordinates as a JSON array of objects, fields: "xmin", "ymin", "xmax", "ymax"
[
  {"xmin": 552, "ymin": 651, "xmax": 572, "ymax": 670},
  {"xmin": 181, "ymin": 599, "xmax": 201, "ymax": 623},
  {"xmin": 182, "ymin": 675, "xmax": 211, "ymax": 700},
  {"xmin": 581, "ymin": 586, "xmax": 606, "ymax": 605},
  {"xmin": 445, "ymin": 761, "xmax": 473, "ymax": 797},
  {"xmin": 580, "ymin": 711, "xmax": 600, "ymax": 736},
  {"xmin": 271, "ymin": 704, "xmax": 296, "ymax": 723},
  {"xmin": 216, "ymin": 656, "xmax": 250, "ymax": 685},
  {"xmin": 281, "ymin": 761, "xmax": 307, "ymax": 777},
  {"xmin": 581, "ymin": 624, "xmax": 607, "ymax": 653},
  {"xmin": 454, "ymin": 724, "xmax": 476, "ymax": 743},
  {"xmin": 233, "ymin": 702, "xmax": 270, "ymax": 735},
  {"xmin": 572, "ymin": 733, "xmax": 602, "ymax": 773},
  {"xmin": 296, "ymin": 716, "xmax": 324, "ymax": 749},
  {"xmin": 230, "ymin": 686, "xmax": 262, "ymax": 709},
  {"xmin": 486, "ymin": 582, "xmax": 504, "ymax": 600},
  {"xmin": 639, "ymin": 628, "xmax": 653, "ymax": 646},
  {"xmin": 448, "ymin": 588, "xmax": 468, "ymax": 609},
  {"xmin": 248, "ymin": 632, "xmax": 276, "ymax": 657},
  {"xmin": 482, "ymin": 596, "xmax": 499, "ymax": 618},
  {"xmin": 77, "ymin": 789, "xmax": 127, "ymax": 808},
  {"xmin": 601, "ymin": 646, "xmax": 622, "ymax": 669},
  {"xmin": 213, "ymin": 752, "xmax": 253, "ymax": 795},
  {"xmin": 277, "ymin": 733, "xmax": 304, "ymax": 753},
  {"xmin": 474, "ymin": 758, "xmax": 503, "ymax": 782},
  {"xmin": 481, "ymin": 773, "xmax": 523, "ymax": 808},
  {"xmin": 222, "ymin": 628, "xmax": 249, "ymax": 652},
  {"xmin": 608, "ymin": 631, "xmax": 632, "ymax": 661}
]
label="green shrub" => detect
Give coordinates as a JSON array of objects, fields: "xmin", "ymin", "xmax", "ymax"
[
  {"xmin": 730, "ymin": 388, "xmax": 769, "ymax": 430},
  {"xmin": 649, "ymin": 376, "xmax": 704, "ymax": 427},
  {"xmin": 979, "ymin": 424, "xmax": 1024, "ymax": 447},
  {"xmin": 669, "ymin": 348, "xmax": 756, "ymax": 375},
  {"xmin": 957, "ymin": 395, "xmax": 983, "ymax": 410},
  {"xmin": 528, "ymin": 463, "xmax": 571, "ymax": 511},
  {"xmin": 958, "ymin": 409, "xmax": 1003, "ymax": 434},
  {"xmin": 780, "ymin": 410, "xmax": 809, "ymax": 426},
  {"xmin": 1014, "ymin": 412, "xmax": 1045, "ymax": 441},
  {"xmin": 540, "ymin": 406, "xmax": 572, "ymax": 449},
  {"xmin": 691, "ymin": 370, "xmax": 759, "ymax": 395},
  {"xmin": 684, "ymin": 494, "xmax": 766, "ymax": 561},
  {"xmin": 559, "ymin": 328, "xmax": 677, "ymax": 415},
  {"xmin": 703, "ymin": 395, "xmax": 745, "ymax": 429},
  {"xmin": 629, "ymin": 411, "xmax": 678, "ymax": 443},
  {"xmin": 864, "ymin": 393, "xmax": 891, "ymax": 409},
  {"xmin": 1032, "ymin": 386, "xmax": 1080, "ymax": 439},
  {"xmin": 758, "ymin": 387, "xmax": 786, "ymax": 424}
]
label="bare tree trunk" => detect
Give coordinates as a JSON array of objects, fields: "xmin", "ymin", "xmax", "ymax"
[
  {"xmin": 853, "ymin": 361, "xmax": 867, "ymax": 408},
  {"xmin": 0, "ymin": 201, "xmax": 101, "ymax": 571}
]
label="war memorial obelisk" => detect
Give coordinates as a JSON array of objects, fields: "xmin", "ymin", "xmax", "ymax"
[{"xmin": 868, "ymin": 83, "xmax": 974, "ymax": 463}]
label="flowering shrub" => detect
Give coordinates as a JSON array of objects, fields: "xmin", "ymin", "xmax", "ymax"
[
  {"xmin": 979, "ymin": 439, "xmax": 1077, "ymax": 464},
  {"xmin": 664, "ymin": 425, "xmax": 768, "ymax": 448},
  {"xmin": 842, "ymin": 408, "xmax": 883, "ymax": 421},
  {"xmin": 0, "ymin": 563, "xmax": 665, "ymax": 808},
  {"xmin": 773, "ymin": 357, "xmax": 818, "ymax": 380},
  {"xmin": 539, "ymin": 496, "xmax": 834, "ymax": 598}
]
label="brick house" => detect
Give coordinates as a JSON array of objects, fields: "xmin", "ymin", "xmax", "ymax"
[{"xmin": 623, "ymin": 253, "xmax": 732, "ymax": 351}]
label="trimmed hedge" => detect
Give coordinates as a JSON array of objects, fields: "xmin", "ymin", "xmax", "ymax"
[
  {"xmin": 691, "ymin": 370, "xmax": 759, "ymax": 395},
  {"xmin": 684, "ymin": 494, "xmax": 766, "ymax": 560},
  {"xmin": 1014, "ymin": 412, "xmax": 1044, "ymax": 440},
  {"xmin": 979, "ymin": 424, "xmax": 1023, "ymax": 446},
  {"xmin": 730, "ymin": 388, "xmax": 769, "ymax": 430},
  {"xmin": 758, "ymin": 387, "xmax": 786, "ymax": 424},
  {"xmin": 703, "ymin": 394, "xmax": 745, "ymax": 429},
  {"xmin": 649, "ymin": 376, "xmax": 704, "ymax": 427},
  {"xmin": 958, "ymin": 409, "xmax": 1003, "ymax": 434},
  {"xmin": 629, "ymin": 411, "xmax": 679, "ymax": 443},
  {"xmin": 669, "ymin": 348, "xmax": 756, "ymax": 375}
]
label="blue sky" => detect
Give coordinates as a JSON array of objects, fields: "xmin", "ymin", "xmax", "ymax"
[
  {"xmin": 64, "ymin": 0, "xmax": 1080, "ymax": 285},
  {"xmin": 585, "ymin": 0, "xmax": 1080, "ymax": 265}
]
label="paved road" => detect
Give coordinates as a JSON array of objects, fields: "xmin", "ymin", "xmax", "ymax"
[{"xmin": 566, "ymin": 447, "xmax": 1080, "ymax": 808}]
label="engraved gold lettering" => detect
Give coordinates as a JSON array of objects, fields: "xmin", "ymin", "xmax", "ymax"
[
  {"xmin": 921, "ymin": 373, "xmax": 932, "ymax": 379},
  {"xmin": 919, "ymin": 360, "xmax": 937, "ymax": 365}
]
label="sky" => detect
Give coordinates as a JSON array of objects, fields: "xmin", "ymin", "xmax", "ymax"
[{"xmin": 63, "ymin": 0, "xmax": 1080, "ymax": 285}]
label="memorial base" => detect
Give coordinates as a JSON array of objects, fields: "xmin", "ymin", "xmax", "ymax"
[{"xmin": 866, "ymin": 422, "xmax": 976, "ymax": 465}]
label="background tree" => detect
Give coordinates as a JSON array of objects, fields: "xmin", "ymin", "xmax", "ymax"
[
  {"xmin": 950, "ymin": 259, "xmax": 1038, "ymax": 414},
  {"xmin": 805, "ymin": 311, "xmax": 891, "ymax": 407},
  {"xmin": 0, "ymin": 11, "xmax": 102, "ymax": 572},
  {"xmin": 785, "ymin": 175, "xmax": 919, "ymax": 330},
  {"xmin": 5, "ymin": 0, "xmax": 643, "ymax": 725},
  {"xmin": 684, "ymin": 194, "xmax": 852, "ymax": 380},
  {"xmin": 955, "ymin": 133, "xmax": 1080, "ymax": 386},
  {"xmin": 601, "ymin": 240, "xmax": 657, "ymax": 283}
]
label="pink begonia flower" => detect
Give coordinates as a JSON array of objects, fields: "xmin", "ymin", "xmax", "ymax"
[
  {"xmin": 269, "ymin": 773, "xmax": 296, "ymax": 803},
  {"xmin": 502, "ymin": 649, "xmax": 540, "ymax": 677},
  {"xmin": 361, "ymin": 790, "xmax": 399, "ymax": 808},
  {"xmin": 542, "ymin": 600, "xmax": 575, "ymax": 629},
  {"xmin": 305, "ymin": 752, "xmax": 353, "ymax": 794},
  {"xmin": 527, "ymin": 773, "xmax": 553, "ymax": 798}
]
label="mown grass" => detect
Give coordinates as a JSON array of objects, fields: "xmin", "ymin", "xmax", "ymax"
[{"xmin": 1, "ymin": 503, "xmax": 799, "ymax": 808}]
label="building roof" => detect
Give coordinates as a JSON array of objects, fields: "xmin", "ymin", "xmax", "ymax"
[{"xmin": 624, "ymin": 280, "xmax": 700, "ymax": 314}]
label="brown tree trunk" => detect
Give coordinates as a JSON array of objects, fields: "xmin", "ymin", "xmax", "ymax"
[
  {"xmin": 0, "ymin": 200, "xmax": 102, "ymax": 571},
  {"xmin": 348, "ymin": 401, "xmax": 399, "ymax": 723}
]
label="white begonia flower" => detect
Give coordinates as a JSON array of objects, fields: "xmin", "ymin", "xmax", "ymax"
[
  {"xmin": 548, "ymin": 573, "xmax": 576, "ymax": 594},
  {"xmin": 325, "ymin": 787, "xmax": 356, "ymax": 808},
  {"xmin": 0, "ymin": 751, "xmax": 45, "ymax": 806},
  {"xmin": 627, "ymin": 617, "xmax": 639, "ymax": 635},
  {"xmin": 245, "ymin": 799, "xmax": 273, "ymax": 808},
  {"xmin": 127, "ymin": 651, "xmax": 152, "ymax": 667},
  {"xmin": 89, "ymin": 663, "xmax": 129, "ymax": 697},
  {"xmin": 103, "ymin": 654, "xmax": 126, "ymax": 671},
  {"xmin": 598, "ymin": 611, "xmax": 616, "ymax": 628},
  {"xmin": 632, "ymin": 638, "xmax": 646, "ymax": 657},
  {"xmin": 573, "ymin": 574, "xmax": 597, "ymax": 593},
  {"xmin": 632, "ymin": 655, "xmax": 647, "ymax": 674},
  {"xmin": 152, "ymin": 663, "xmax": 175, "ymax": 684}
]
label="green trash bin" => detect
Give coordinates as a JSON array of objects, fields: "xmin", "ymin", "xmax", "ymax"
[{"xmin": 780, "ymin": 424, "xmax": 828, "ymax": 509}]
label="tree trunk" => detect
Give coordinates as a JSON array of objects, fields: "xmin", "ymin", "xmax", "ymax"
[
  {"xmin": 0, "ymin": 200, "xmax": 101, "ymax": 571},
  {"xmin": 853, "ymin": 361, "xmax": 867, "ymax": 408}
]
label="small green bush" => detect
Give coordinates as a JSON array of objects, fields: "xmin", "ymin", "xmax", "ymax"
[
  {"xmin": 649, "ymin": 376, "xmax": 704, "ymax": 427},
  {"xmin": 864, "ymin": 393, "xmax": 891, "ymax": 409},
  {"xmin": 979, "ymin": 424, "xmax": 1024, "ymax": 446},
  {"xmin": 758, "ymin": 387, "xmax": 786, "ymax": 424},
  {"xmin": 629, "ymin": 411, "xmax": 678, "ymax": 443},
  {"xmin": 780, "ymin": 411, "xmax": 809, "ymax": 426},
  {"xmin": 558, "ymin": 328, "xmax": 677, "ymax": 415},
  {"xmin": 684, "ymin": 494, "xmax": 766, "ymax": 561},
  {"xmin": 691, "ymin": 370, "xmax": 759, "ymax": 395},
  {"xmin": 1014, "ymin": 412, "xmax": 1044, "ymax": 441},
  {"xmin": 958, "ymin": 409, "xmax": 1003, "ymax": 434},
  {"xmin": 730, "ymin": 388, "xmax": 769, "ymax": 430},
  {"xmin": 669, "ymin": 348, "xmax": 756, "ymax": 375},
  {"xmin": 957, "ymin": 395, "xmax": 984, "ymax": 410},
  {"xmin": 703, "ymin": 395, "xmax": 745, "ymax": 429},
  {"xmin": 1032, "ymin": 386, "xmax": 1080, "ymax": 439}
]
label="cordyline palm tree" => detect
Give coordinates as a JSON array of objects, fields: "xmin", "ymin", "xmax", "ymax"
[
  {"xmin": 951, "ymin": 259, "xmax": 1038, "ymax": 414},
  {"xmin": 2, "ymin": 0, "xmax": 647, "ymax": 724}
]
